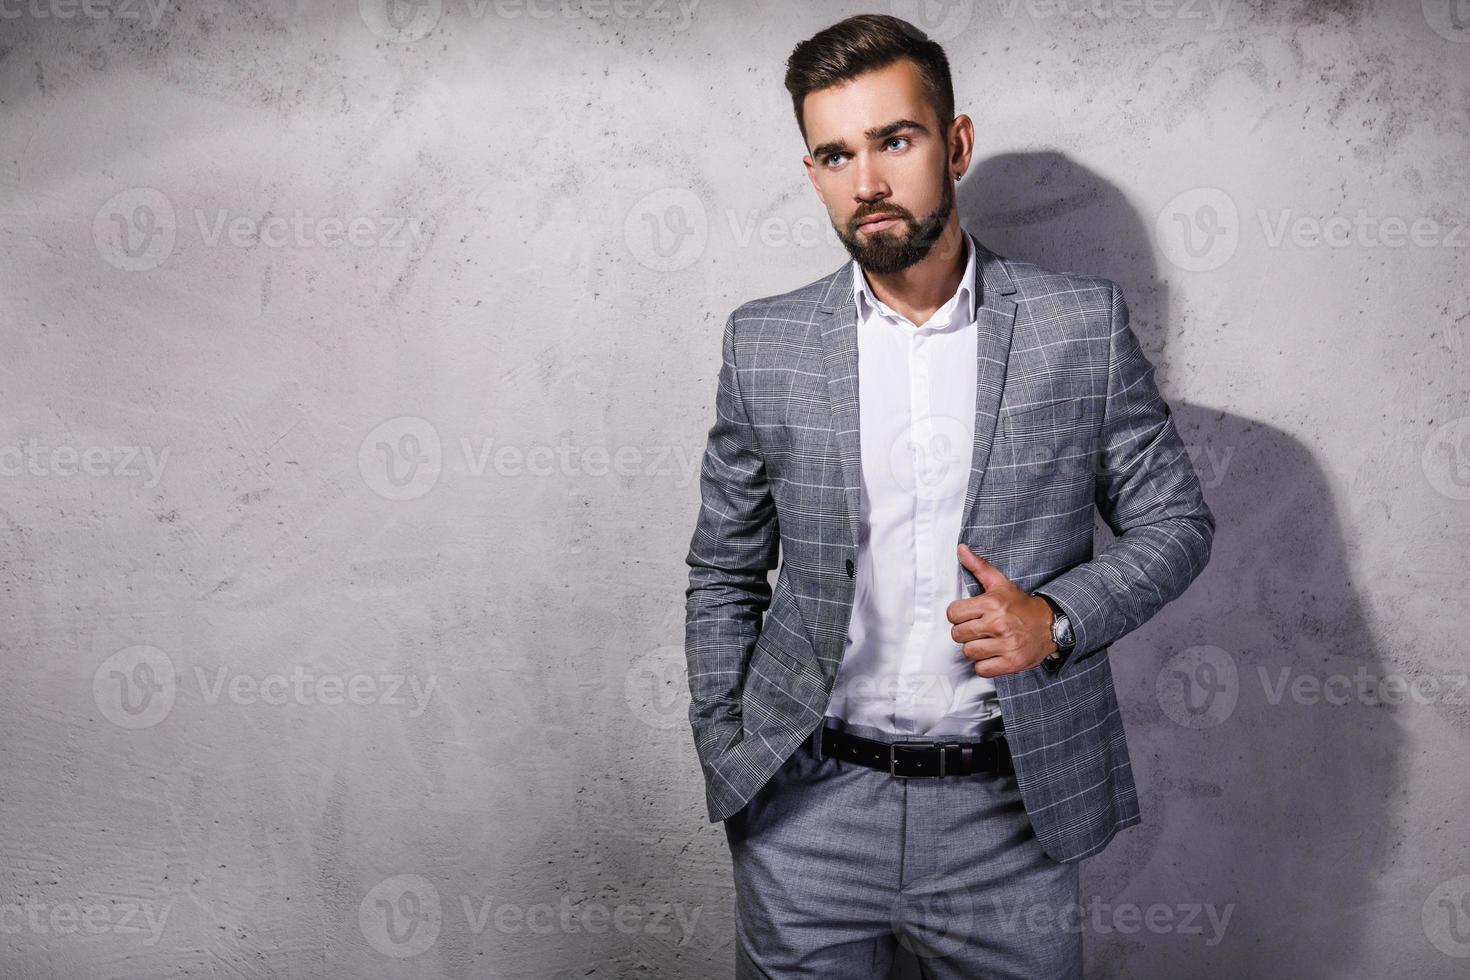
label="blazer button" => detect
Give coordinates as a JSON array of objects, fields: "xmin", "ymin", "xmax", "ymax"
[{"xmin": 845, "ymin": 558, "xmax": 855, "ymax": 579}]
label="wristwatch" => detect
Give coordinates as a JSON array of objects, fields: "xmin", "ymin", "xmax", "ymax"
[{"xmin": 1035, "ymin": 592, "xmax": 1075, "ymax": 672}]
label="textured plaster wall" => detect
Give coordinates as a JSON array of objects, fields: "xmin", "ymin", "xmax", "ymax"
[{"xmin": 0, "ymin": 0, "xmax": 1467, "ymax": 977}]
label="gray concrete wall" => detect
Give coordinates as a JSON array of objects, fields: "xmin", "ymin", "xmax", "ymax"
[{"xmin": 1, "ymin": 0, "xmax": 1467, "ymax": 977}]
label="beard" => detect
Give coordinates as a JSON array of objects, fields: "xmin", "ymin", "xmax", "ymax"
[{"xmin": 835, "ymin": 171, "xmax": 956, "ymax": 275}]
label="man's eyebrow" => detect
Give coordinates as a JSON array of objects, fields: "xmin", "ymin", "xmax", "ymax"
[{"xmin": 809, "ymin": 118, "xmax": 930, "ymax": 161}]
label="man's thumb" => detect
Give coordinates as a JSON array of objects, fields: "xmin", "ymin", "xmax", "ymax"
[{"xmin": 957, "ymin": 543, "xmax": 1011, "ymax": 593}]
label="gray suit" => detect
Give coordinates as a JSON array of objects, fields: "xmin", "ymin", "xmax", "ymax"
[{"xmin": 684, "ymin": 234, "xmax": 1215, "ymax": 864}]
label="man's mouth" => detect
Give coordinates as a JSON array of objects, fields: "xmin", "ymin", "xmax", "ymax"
[{"xmin": 857, "ymin": 214, "xmax": 902, "ymax": 232}]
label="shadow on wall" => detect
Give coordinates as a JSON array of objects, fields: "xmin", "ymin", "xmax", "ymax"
[{"xmin": 890, "ymin": 151, "xmax": 1404, "ymax": 980}]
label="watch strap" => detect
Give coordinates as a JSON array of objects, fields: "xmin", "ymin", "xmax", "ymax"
[{"xmin": 1034, "ymin": 591, "xmax": 1075, "ymax": 672}]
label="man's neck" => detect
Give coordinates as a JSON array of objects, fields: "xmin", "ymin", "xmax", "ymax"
[{"xmin": 859, "ymin": 221, "xmax": 970, "ymax": 328}]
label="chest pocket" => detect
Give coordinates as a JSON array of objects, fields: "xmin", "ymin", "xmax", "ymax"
[
  {"xmin": 987, "ymin": 395, "xmax": 1095, "ymax": 488},
  {"xmin": 1001, "ymin": 396, "xmax": 1085, "ymax": 438}
]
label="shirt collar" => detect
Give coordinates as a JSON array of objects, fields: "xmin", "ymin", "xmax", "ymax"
[{"xmin": 851, "ymin": 228, "xmax": 978, "ymax": 331}]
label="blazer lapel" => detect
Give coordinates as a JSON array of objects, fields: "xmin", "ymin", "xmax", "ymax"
[
  {"xmin": 815, "ymin": 233, "xmax": 1019, "ymax": 562},
  {"xmin": 960, "ymin": 238, "xmax": 1019, "ymax": 592},
  {"xmin": 816, "ymin": 262, "xmax": 864, "ymax": 553}
]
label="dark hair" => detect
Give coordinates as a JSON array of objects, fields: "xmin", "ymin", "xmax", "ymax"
[{"xmin": 783, "ymin": 14, "xmax": 955, "ymax": 148}]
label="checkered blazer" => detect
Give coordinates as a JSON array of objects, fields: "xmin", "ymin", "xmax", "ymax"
[{"xmin": 683, "ymin": 234, "xmax": 1215, "ymax": 863}]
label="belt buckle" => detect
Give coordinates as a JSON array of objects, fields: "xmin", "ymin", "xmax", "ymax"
[
  {"xmin": 938, "ymin": 741, "xmax": 959, "ymax": 777},
  {"xmin": 888, "ymin": 740, "xmax": 935, "ymax": 778}
]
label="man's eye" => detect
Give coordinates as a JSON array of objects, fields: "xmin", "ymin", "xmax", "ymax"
[
  {"xmin": 886, "ymin": 137, "xmax": 910, "ymax": 151},
  {"xmin": 824, "ymin": 153, "xmax": 846, "ymax": 167}
]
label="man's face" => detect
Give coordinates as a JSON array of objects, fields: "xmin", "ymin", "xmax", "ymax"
[{"xmin": 800, "ymin": 58, "xmax": 963, "ymax": 275}]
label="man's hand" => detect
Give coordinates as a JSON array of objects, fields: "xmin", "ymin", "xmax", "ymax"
[{"xmin": 948, "ymin": 544, "xmax": 1057, "ymax": 678}]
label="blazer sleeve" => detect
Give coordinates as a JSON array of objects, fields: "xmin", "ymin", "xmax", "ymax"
[
  {"xmin": 1033, "ymin": 281, "xmax": 1216, "ymax": 660},
  {"xmin": 683, "ymin": 311, "xmax": 780, "ymax": 758}
]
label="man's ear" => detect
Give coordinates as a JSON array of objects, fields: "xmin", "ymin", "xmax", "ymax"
[{"xmin": 948, "ymin": 113, "xmax": 975, "ymax": 180}]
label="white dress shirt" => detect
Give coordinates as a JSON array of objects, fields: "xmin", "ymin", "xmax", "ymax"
[{"xmin": 825, "ymin": 230, "xmax": 1003, "ymax": 737}]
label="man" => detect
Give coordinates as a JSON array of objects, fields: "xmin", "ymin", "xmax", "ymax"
[{"xmin": 683, "ymin": 14, "xmax": 1215, "ymax": 977}]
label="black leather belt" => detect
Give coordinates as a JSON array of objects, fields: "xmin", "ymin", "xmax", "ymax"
[{"xmin": 819, "ymin": 726, "xmax": 1014, "ymax": 778}]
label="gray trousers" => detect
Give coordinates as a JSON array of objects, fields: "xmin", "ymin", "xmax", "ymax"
[{"xmin": 723, "ymin": 715, "xmax": 1083, "ymax": 979}]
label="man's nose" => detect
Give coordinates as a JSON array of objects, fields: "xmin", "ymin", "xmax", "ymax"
[{"xmin": 852, "ymin": 153, "xmax": 891, "ymax": 206}]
